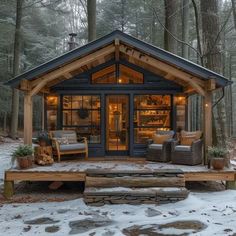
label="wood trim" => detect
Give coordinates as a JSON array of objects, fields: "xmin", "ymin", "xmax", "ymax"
[
  {"xmin": 29, "ymin": 45, "xmax": 115, "ymax": 96},
  {"xmin": 120, "ymin": 44, "xmax": 206, "ymax": 96},
  {"xmin": 185, "ymin": 172, "xmax": 235, "ymax": 181},
  {"xmin": 5, "ymin": 171, "xmax": 86, "ymax": 181},
  {"xmin": 23, "ymin": 93, "xmax": 33, "ymax": 145},
  {"xmin": 115, "ymin": 38, "xmax": 120, "ymax": 61}
]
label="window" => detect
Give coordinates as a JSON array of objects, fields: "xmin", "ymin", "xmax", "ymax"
[
  {"xmin": 46, "ymin": 96, "xmax": 58, "ymax": 130},
  {"xmin": 134, "ymin": 95, "xmax": 171, "ymax": 144},
  {"xmin": 92, "ymin": 64, "xmax": 143, "ymax": 84},
  {"xmin": 175, "ymin": 96, "xmax": 186, "ymax": 131},
  {"xmin": 62, "ymin": 95, "xmax": 101, "ymax": 143}
]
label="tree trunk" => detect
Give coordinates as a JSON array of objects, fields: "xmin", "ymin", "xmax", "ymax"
[
  {"xmin": 10, "ymin": 0, "xmax": 23, "ymax": 139},
  {"xmin": 181, "ymin": 0, "xmax": 190, "ymax": 59},
  {"xmin": 200, "ymin": 0, "xmax": 227, "ymax": 147},
  {"xmin": 87, "ymin": 0, "xmax": 96, "ymax": 42},
  {"xmin": 164, "ymin": 0, "xmax": 178, "ymax": 54},
  {"xmin": 232, "ymin": 0, "xmax": 236, "ymax": 30}
]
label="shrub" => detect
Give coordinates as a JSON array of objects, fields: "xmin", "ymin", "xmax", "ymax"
[
  {"xmin": 12, "ymin": 145, "xmax": 34, "ymax": 158},
  {"xmin": 208, "ymin": 146, "xmax": 228, "ymax": 158}
]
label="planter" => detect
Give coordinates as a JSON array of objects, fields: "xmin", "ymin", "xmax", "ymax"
[
  {"xmin": 17, "ymin": 155, "xmax": 34, "ymax": 169},
  {"xmin": 211, "ymin": 157, "xmax": 225, "ymax": 170}
]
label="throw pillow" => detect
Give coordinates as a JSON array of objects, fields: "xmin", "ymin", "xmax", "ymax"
[
  {"xmin": 55, "ymin": 137, "xmax": 68, "ymax": 145},
  {"xmin": 153, "ymin": 134, "xmax": 171, "ymax": 144}
]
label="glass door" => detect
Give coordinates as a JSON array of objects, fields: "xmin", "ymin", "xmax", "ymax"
[{"xmin": 106, "ymin": 95, "xmax": 129, "ymax": 155}]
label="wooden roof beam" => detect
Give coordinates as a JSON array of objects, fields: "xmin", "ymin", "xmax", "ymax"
[
  {"xmin": 29, "ymin": 45, "xmax": 115, "ymax": 96},
  {"xmin": 120, "ymin": 44, "xmax": 206, "ymax": 96},
  {"xmin": 115, "ymin": 38, "xmax": 120, "ymax": 61}
]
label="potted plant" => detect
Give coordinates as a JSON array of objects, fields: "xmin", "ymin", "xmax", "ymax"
[
  {"xmin": 12, "ymin": 145, "xmax": 34, "ymax": 169},
  {"xmin": 208, "ymin": 146, "xmax": 228, "ymax": 170}
]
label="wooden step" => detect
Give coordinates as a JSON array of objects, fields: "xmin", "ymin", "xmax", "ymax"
[
  {"xmin": 85, "ymin": 176, "xmax": 185, "ymax": 188},
  {"xmin": 86, "ymin": 169, "xmax": 184, "ymax": 177},
  {"xmin": 84, "ymin": 187, "xmax": 189, "ymax": 206},
  {"xmin": 85, "ymin": 169, "xmax": 185, "ymax": 188}
]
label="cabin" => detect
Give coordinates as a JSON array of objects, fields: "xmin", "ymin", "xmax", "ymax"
[
  {"xmin": 6, "ymin": 30, "xmax": 230, "ymax": 157},
  {"xmin": 4, "ymin": 31, "xmax": 236, "ymax": 201}
]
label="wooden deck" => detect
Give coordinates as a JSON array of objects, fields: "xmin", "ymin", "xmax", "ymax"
[{"xmin": 4, "ymin": 159, "xmax": 236, "ymax": 198}]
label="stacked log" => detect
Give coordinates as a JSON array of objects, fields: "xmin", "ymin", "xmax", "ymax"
[{"xmin": 34, "ymin": 146, "xmax": 54, "ymax": 166}]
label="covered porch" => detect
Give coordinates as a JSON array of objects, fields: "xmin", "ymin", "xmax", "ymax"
[{"xmin": 6, "ymin": 30, "xmax": 231, "ymax": 159}]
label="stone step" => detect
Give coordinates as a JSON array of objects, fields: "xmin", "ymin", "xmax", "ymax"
[
  {"xmin": 83, "ymin": 187, "xmax": 189, "ymax": 206},
  {"xmin": 86, "ymin": 169, "xmax": 184, "ymax": 178}
]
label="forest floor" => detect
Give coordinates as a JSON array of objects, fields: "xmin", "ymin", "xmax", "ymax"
[{"xmin": 1, "ymin": 140, "xmax": 236, "ymax": 235}]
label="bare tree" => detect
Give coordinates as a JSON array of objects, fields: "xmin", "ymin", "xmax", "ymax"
[
  {"xmin": 87, "ymin": 0, "xmax": 96, "ymax": 42},
  {"xmin": 200, "ymin": 0, "xmax": 227, "ymax": 147},
  {"xmin": 181, "ymin": 0, "xmax": 190, "ymax": 59},
  {"xmin": 164, "ymin": 0, "xmax": 178, "ymax": 54},
  {"xmin": 10, "ymin": 0, "xmax": 23, "ymax": 139},
  {"xmin": 232, "ymin": 0, "xmax": 236, "ymax": 30}
]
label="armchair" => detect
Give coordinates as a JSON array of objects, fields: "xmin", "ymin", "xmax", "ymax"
[
  {"xmin": 146, "ymin": 130, "xmax": 175, "ymax": 162},
  {"xmin": 49, "ymin": 130, "xmax": 88, "ymax": 162}
]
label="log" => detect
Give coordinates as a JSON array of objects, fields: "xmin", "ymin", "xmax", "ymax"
[
  {"xmin": 85, "ymin": 176, "xmax": 185, "ymax": 188},
  {"xmin": 86, "ymin": 169, "xmax": 184, "ymax": 177}
]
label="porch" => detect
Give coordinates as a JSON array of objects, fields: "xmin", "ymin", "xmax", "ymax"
[{"xmin": 4, "ymin": 158, "xmax": 236, "ymax": 199}]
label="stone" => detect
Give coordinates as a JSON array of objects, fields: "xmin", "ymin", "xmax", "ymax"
[
  {"xmin": 45, "ymin": 225, "xmax": 60, "ymax": 233},
  {"xmin": 24, "ymin": 217, "xmax": 60, "ymax": 225},
  {"xmin": 69, "ymin": 217, "xmax": 113, "ymax": 234},
  {"xmin": 145, "ymin": 208, "xmax": 162, "ymax": 217}
]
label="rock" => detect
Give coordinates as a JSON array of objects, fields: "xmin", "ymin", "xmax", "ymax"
[
  {"xmin": 24, "ymin": 217, "xmax": 60, "ymax": 225},
  {"xmin": 69, "ymin": 217, "xmax": 113, "ymax": 234},
  {"xmin": 45, "ymin": 225, "xmax": 60, "ymax": 233},
  {"xmin": 57, "ymin": 209, "xmax": 70, "ymax": 214},
  {"xmin": 145, "ymin": 208, "xmax": 162, "ymax": 217},
  {"xmin": 123, "ymin": 220, "xmax": 207, "ymax": 236},
  {"xmin": 23, "ymin": 225, "xmax": 31, "ymax": 232}
]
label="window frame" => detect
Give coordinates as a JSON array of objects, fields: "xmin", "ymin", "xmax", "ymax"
[{"xmin": 62, "ymin": 95, "xmax": 101, "ymax": 144}]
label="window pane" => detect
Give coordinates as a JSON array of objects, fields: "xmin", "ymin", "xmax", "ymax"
[
  {"xmin": 134, "ymin": 95, "xmax": 172, "ymax": 144},
  {"xmin": 92, "ymin": 65, "xmax": 116, "ymax": 84},
  {"xmin": 134, "ymin": 110, "xmax": 171, "ymax": 127},
  {"xmin": 119, "ymin": 65, "xmax": 143, "ymax": 84},
  {"xmin": 175, "ymin": 96, "xmax": 186, "ymax": 130},
  {"xmin": 63, "ymin": 110, "xmax": 72, "ymax": 126},
  {"xmin": 92, "ymin": 96, "xmax": 100, "ymax": 109},
  {"xmin": 71, "ymin": 96, "xmax": 82, "ymax": 109},
  {"xmin": 134, "ymin": 95, "xmax": 171, "ymax": 109},
  {"xmin": 63, "ymin": 96, "xmax": 72, "ymax": 109},
  {"xmin": 62, "ymin": 95, "xmax": 101, "ymax": 144}
]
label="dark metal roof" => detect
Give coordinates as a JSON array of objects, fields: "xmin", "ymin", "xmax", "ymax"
[{"xmin": 6, "ymin": 30, "xmax": 231, "ymax": 87}]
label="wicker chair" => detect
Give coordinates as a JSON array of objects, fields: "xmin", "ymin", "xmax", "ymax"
[
  {"xmin": 146, "ymin": 130, "xmax": 175, "ymax": 162},
  {"xmin": 171, "ymin": 132, "xmax": 203, "ymax": 165}
]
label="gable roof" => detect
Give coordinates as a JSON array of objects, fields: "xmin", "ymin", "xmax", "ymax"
[{"xmin": 6, "ymin": 30, "xmax": 231, "ymax": 87}]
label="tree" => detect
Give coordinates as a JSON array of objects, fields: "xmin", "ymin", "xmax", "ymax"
[
  {"xmin": 164, "ymin": 0, "xmax": 178, "ymax": 54},
  {"xmin": 10, "ymin": 0, "xmax": 23, "ymax": 139},
  {"xmin": 181, "ymin": 0, "xmax": 190, "ymax": 59},
  {"xmin": 200, "ymin": 0, "xmax": 227, "ymax": 147},
  {"xmin": 232, "ymin": 0, "xmax": 236, "ymax": 30},
  {"xmin": 87, "ymin": 0, "xmax": 96, "ymax": 41}
]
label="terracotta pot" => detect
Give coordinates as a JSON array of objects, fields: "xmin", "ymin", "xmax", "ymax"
[
  {"xmin": 211, "ymin": 157, "xmax": 225, "ymax": 170},
  {"xmin": 17, "ymin": 155, "xmax": 33, "ymax": 169}
]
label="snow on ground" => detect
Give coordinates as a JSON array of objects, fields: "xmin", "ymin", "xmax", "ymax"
[
  {"xmin": 0, "ymin": 140, "xmax": 21, "ymax": 186},
  {"xmin": 1, "ymin": 191, "xmax": 236, "ymax": 235},
  {"xmin": 1, "ymin": 141, "xmax": 236, "ymax": 235}
]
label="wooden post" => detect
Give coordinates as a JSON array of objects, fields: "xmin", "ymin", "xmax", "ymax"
[
  {"xmin": 203, "ymin": 92, "xmax": 212, "ymax": 164},
  {"xmin": 4, "ymin": 180, "xmax": 14, "ymax": 199},
  {"xmin": 226, "ymin": 181, "xmax": 236, "ymax": 190},
  {"xmin": 24, "ymin": 92, "xmax": 33, "ymax": 145}
]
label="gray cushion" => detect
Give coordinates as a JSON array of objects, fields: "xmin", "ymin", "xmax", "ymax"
[
  {"xmin": 149, "ymin": 144, "xmax": 163, "ymax": 150},
  {"xmin": 60, "ymin": 143, "xmax": 86, "ymax": 151},
  {"xmin": 175, "ymin": 145, "xmax": 191, "ymax": 152}
]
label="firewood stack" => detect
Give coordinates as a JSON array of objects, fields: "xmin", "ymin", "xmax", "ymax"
[{"xmin": 34, "ymin": 146, "xmax": 54, "ymax": 165}]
